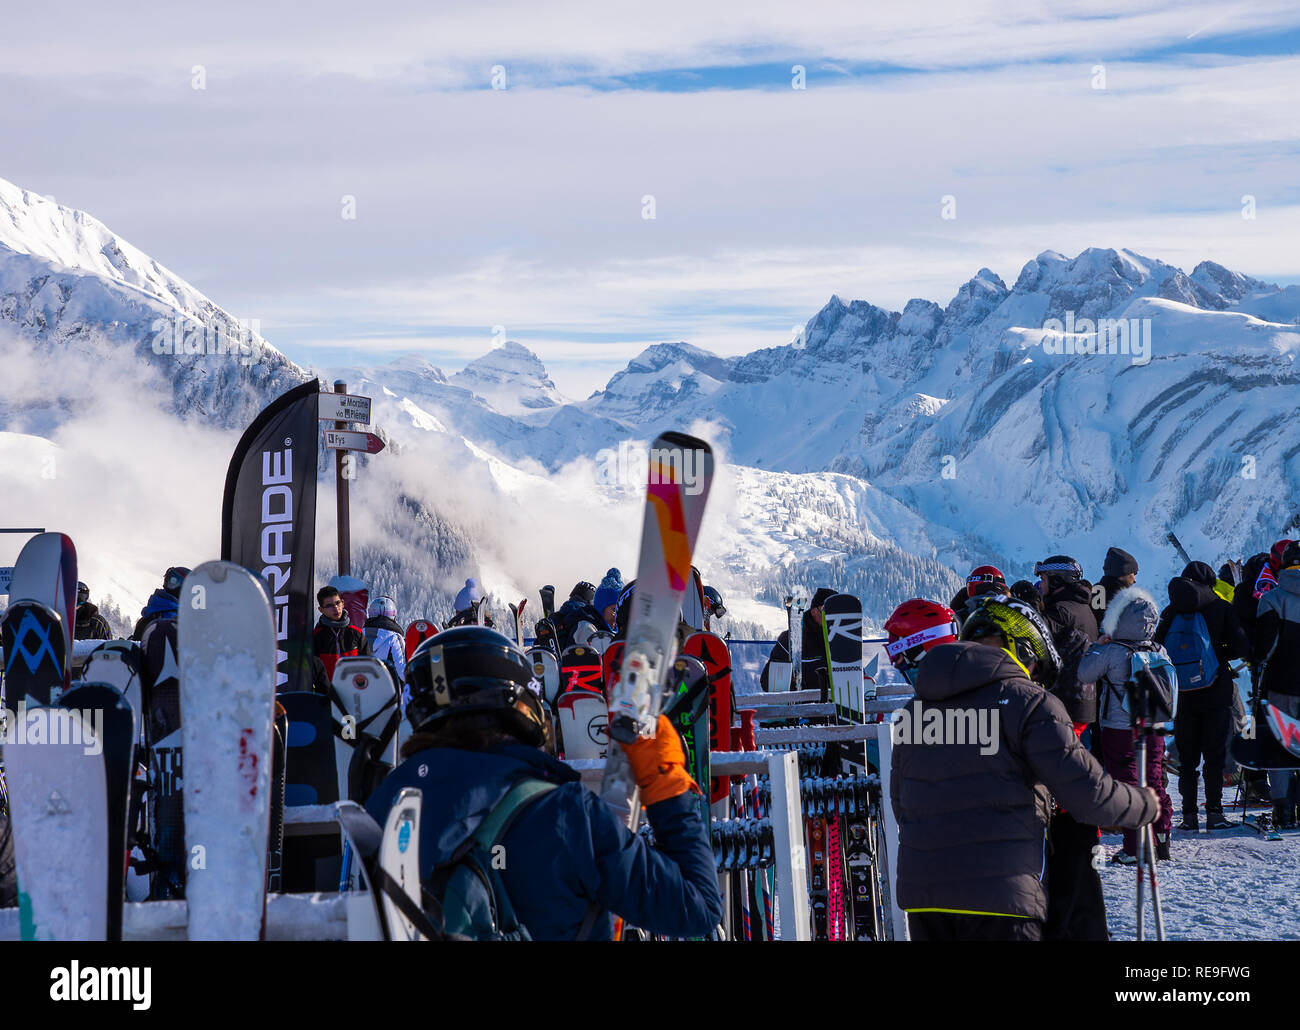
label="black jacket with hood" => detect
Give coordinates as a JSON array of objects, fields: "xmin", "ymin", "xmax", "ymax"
[
  {"xmin": 890, "ymin": 641, "xmax": 1157, "ymax": 922},
  {"xmin": 1154, "ymin": 561, "xmax": 1249, "ymax": 707}
]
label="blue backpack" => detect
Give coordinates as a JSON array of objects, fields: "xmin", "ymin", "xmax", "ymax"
[
  {"xmin": 1126, "ymin": 649, "xmax": 1179, "ymax": 723},
  {"xmin": 1163, "ymin": 612, "xmax": 1219, "ymax": 691}
]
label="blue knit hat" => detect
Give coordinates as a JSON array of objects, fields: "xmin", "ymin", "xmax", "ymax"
[
  {"xmin": 592, "ymin": 568, "xmax": 623, "ymax": 613},
  {"xmin": 454, "ymin": 577, "xmax": 482, "ymax": 612}
]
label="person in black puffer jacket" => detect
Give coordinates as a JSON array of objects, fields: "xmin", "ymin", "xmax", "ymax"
[
  {"xmin": 1155, "ymin": 561, "xmax": 1250, "ymax": 830},
  {"xmin": 1036, "ymin": 555, "xmax": 1100, "ymax": 643},
  {"xmin": 891, "ymin": 599, "xmax": 1158, "ymax": 941},
  {"xmin": 74, "ymin": 581, "xmax": 113, "ymax": 641}
]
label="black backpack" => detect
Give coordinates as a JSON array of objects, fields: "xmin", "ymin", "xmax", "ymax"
[{"xmin": 1049, "ymin": 626, "xmax": 1097, "ymax": 724}]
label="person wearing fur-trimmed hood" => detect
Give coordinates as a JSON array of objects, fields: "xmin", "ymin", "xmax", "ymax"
[{"xmin": 1078, "ymin": 585, "xmax": 1175, "ymax": 862}]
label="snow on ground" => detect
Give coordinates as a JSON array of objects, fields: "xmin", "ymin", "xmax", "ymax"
[{"xmin": 1100, "ymin": 784, "xmax": 1300, "ymax": 941}]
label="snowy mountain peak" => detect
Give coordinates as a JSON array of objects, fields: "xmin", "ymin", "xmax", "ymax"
[
  {"xmin": 448, "ymin": 340, "xmax": 565, "ymax": 415},
  {"xmin": 383, "ymin": 354, "xmax": 448, "ymax": 384},
  {"xmin": 0, "ymin": 177, "xmax": 213, "ymax": 318}
]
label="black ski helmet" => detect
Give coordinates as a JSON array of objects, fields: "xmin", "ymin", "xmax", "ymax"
[
  {"xmin": 405, "ymin": 626, "xmax": 546, "ymax": 746},
  {"xmin": 703, "ymin": 586, "xmax": 726, "ymax": 619},
  {"xmin": 615, "ymin": 579, "xmax": 637, "ymax": 636},
  {"xmin": 570, "ymin": 581, "xmax": 596, "ymax": 604},
  {"xmin": 1033, "ymin": 555, "xmax": 1082, "ymax": 584},
  {"xmin": 163, "ymin": 566, "xmax": 191, "ymax": 598},
  {"xmin": 77, "ymin": 581, "xmax": 90, "ymax": 606}
]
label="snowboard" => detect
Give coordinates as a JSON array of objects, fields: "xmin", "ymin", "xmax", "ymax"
[
  {"xmin": 560, "ymin": 645, "xmax": 604, "ymax": 697},
  {"xmin": 530, "ymin": 647, "xmax": 562, "ymax": 707},
  {"xmin": 558, "ymin": 688, "xmax": 609, "ymax": 760},
  {"xmin": 824, "ymin": 594, "xmax": 866, "ymax": 721},
  {"xmin": 267, "ymin": 702, "xmax": 288, "ymax": 894},
  {"xmin": 2, "ymin": 600, "xmax": 69, "ymax": 707},
  {"xmin": 681, "ymin": 565, "xmax": 706, "ymax": 632},
  {"xmin": 403, "ymin": 620, "xmax": 438, "ymax": 663},
  {"xmin": 330, "ymin": 656, "xmax": 400, "ymax": 804},
  {"xmin": 281, "ymin": 691, "xmax": 340, "ymax": 806},
  {"xmin": 141, "ymin": 614, "xmax": 185, "ymax": 900},
  {"xmin": 6, "ymin": 708, "xmax": 108, "ymax": 940},
  {"xmin": 377, "ymin": 787, "xmax": 425, "ymax": 941},
  {"xmin": 1265, "ymin": 700, "xmax": 1300, "ymax": 758},
  {"xmin": 82, "ymin": 640, "xmax": 146, "ymax": 735},
  {"xmin": 601, "ymin": 640, "xmax": 625, "ymax": 696},
  {"xmin": 279, "ymin": 691, "xmax": 342, "ymax": 892},
  {"xmin": 683, "ymin": 631, "xmax": 733, "ymax": 805},
  {"xmin": 336, "ymin": 800, "xmax": 386, "ymax": 941},
  {"xmin": 178, "ymin": 560, "xmax": 277, "ymax": 940},
  {"xmin": 540, "ymin": 585, "xmax": 556, "ymax": 620},
  {"xmin": 600, "ymin": 432, "xmax": 715, "ymax": 827},
  {"xmin": 8, "ymin": 531, "xmax": 78, "ymax": 654},
  {"xmin": 60, "ymin": 682, "xmax": 136, "ymax": 942},
  {"xmin": 1232, "ymin": 699, "xmax": 1300, "ymax": 771}
]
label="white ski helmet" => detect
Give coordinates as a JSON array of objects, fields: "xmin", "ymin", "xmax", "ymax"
[{"xmin": 367, "ymin": 595, "xmax": 398, "ymax": 620}]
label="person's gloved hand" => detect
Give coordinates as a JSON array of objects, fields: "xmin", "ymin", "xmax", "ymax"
[{"xmin": 620, "ymin": 714, "xmax": 701, "ymax": 805}]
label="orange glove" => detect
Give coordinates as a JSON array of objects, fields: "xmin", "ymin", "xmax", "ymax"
[{"xmin": 620, "ymin": 714, "xmax": 701, "ymax": 805}]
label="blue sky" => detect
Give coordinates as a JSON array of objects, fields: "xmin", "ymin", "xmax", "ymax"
[{"xmin": 3, "ymin": 0, "xmax": 1300, "ymax": 397}]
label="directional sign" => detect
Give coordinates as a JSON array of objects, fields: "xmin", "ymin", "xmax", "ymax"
[
  {"xmin": 318, "ymin": 393, "xmax": 372, "ymax": 425},
  {"xmin": 0, "ymin": 567, "xmax": 11, "ymax": 595},
  {"xmin": 323, "ymin": 430, "xmax": 385, "ymax": 454}
]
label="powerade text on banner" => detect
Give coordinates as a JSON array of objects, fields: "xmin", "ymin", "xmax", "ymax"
[{"xmin": 220, "ymin": 379, "xmax": 320, "ymax": 694}]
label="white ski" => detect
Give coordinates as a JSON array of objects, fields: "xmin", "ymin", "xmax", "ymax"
[{"xmin": 178, "ymin": 560, "xmax": 277, "ymax": 941}]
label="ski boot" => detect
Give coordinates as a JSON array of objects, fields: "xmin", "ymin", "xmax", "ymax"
[
  {"xmin": 1155, "ymin": 833, "xmax": 1171, "ymax": 861},
  {"xmin": 1204, "ymin": 810, "xmax": 1235, "ymax": 830}
]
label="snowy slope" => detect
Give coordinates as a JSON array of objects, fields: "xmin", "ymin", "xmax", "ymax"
[{"xmin": 0, "ymin": 177, "xmax": 307, "ymax": 433}]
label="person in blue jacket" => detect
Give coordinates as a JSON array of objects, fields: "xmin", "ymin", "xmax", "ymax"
[{"xmin": 365, "ymin": 625, "xmax": 723, "ymax": 941}]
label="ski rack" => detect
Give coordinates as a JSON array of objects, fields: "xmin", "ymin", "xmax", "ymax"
[
  {"xmin": 566, "ymin": 749, "xmax": 812, "ymax": 940},
  {"xmin": 734, "ymin": 687, "xmax": 912, "ymax": 942}
]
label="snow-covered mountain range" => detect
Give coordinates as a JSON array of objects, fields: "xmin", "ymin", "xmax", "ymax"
[{"xmin": 3, "ymin": 174, "xmax": 1298, "ymax": 630}]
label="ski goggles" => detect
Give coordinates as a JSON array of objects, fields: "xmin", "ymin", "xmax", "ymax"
[{"xmin": 885, "ymin": 621, "xmax": 961, "ymax": 660}]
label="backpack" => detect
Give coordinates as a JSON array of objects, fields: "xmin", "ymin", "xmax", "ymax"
[
  {"xmin": 554, "ymin": 602, "xmax": 599, "ymax": 653},
  {"xmin": 1049, "ymin": 626, "xmax": 1097, "ymax": 724},
  {"xmin": 374, "ymin": 779, "xmax": 570, "ymax": 941},
  {"xmin": 1163, "ymin": 611, "xmax": 1220, "ymax": 691},
  {"xmin": 1124, "ymin": 648, "xmax": 1179, "ymax": 724}
]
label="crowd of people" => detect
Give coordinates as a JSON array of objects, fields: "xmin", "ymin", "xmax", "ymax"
[
  {"xmin": 20, "ymin": 536, "xmax": 1297, "ymax": 940},
  {"xmin": 881, "ymin": 537, "xmax": 1300, "ymax": 941}
]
